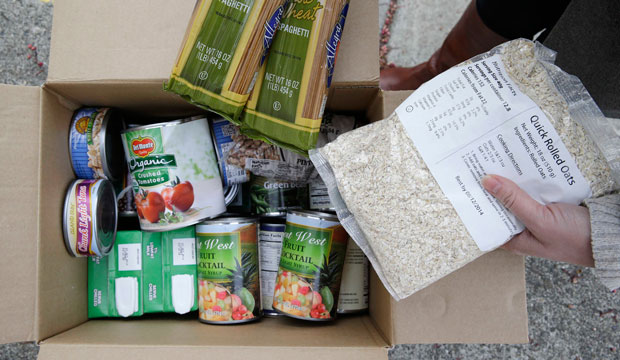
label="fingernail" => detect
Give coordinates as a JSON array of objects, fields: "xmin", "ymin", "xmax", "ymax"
[{"xmin": 481, "ymin": 175, "xmax": 501, "ymax": 195}]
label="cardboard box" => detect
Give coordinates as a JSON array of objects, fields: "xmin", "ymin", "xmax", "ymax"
[{"xmin": 0, "ymin": 0, "xmax": 527, "ymax": 357}]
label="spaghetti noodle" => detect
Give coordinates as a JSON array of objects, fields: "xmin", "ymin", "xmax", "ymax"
[
  {"xmin": 241, "ymin": 0, "xmax": 350, "ymax": 155},
  {"xmin": 165, "ymin": 0, "xmax": 287, "ymax": 121}
]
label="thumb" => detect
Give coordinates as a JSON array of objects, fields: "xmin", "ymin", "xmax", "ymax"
[{"xmin": 481, "ymin": 174, "xmax": 544, "ymax": 230}]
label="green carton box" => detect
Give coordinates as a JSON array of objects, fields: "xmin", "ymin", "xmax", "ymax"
[
  {"xmin": 142, "ymin": 232, "xmax": 164, "ymax": 313},
  {"xmin": 88, "ymin": 231, "xmax": 144, "ymax": 318},
  {"xmin": 162, "ymin": 227, "xmax": 198, "ymax": 314}
]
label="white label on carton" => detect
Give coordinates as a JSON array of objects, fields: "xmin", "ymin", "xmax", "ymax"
[
  {"xmin": 115, "ymin": 277, "xmax": 139, "ymax": 317},
  {"xmin": 118, "ymin": 243, "xmax": 142, "ymax": 271},
  {"xmin": 395, "ymin": 54, "xmax": 591, "ymax": 251},
  {"xmin": 172, "ymin": 238, "xmax": 196, "ymax": 266},
  {"xmin": 171, "ymin": 274, "xmax": 195, "ymax": 314}
]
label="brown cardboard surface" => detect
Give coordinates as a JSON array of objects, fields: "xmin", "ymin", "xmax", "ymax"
[
  {"xmin": 0, "ymin": 85, "xmax": 40, "ymax": 344},
  {"xmin": 45, "ymin": 81, "xmax": 198, "ymax": 117},
  {"xmin": 48, "ymin": 0, "xmax": 378, "ymax": 86},
  {"xmin": 391, "ymin": 250, "xmax": 528, "ymax": 344},
  {"xmin": 39, "ymin": 316, "xmax": 389, "ymax": 359},
  {"xmin": 35, "ymin": 88, "xmax": 87, "ymax": 341}
]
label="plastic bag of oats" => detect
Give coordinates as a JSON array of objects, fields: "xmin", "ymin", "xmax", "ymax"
[{"xmin": 309, "ymin": 39, "xmax": 620, "ymax": 300}]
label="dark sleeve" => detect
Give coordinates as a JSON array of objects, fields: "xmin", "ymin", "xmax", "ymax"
[{"xmin": 476, "ymin": 0, "xmax": 572, "ymax": 41}]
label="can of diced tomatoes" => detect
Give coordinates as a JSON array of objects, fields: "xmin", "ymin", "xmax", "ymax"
[
  {"xmin": 273, "ymin": 210, "xmax": 348, "ymax": 321},
  {"xmin": 121, "ymin": 118, "xmax": 226, "ymax": 232},
  {"xmin": 63, "ymin": 179, "xmax": 117, "ymax": 257},
  {"xmin": 258, "ymin": 215, "xmax": 286, "ymax": 317},
  {"xmin": 196, "ymin": 217, "xmax": 261, "ymax": 324},
  {"xmin": 69, "ymin": 107, "xmax": 125, "ymax": 181}
]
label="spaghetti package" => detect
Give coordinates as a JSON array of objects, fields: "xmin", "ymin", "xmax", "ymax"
[
  {"xmin": 241, "ymin": 0, "xmax": 350, "ymax": 154},
  {"xmin": 165, "ymin": 0, "xmax": 288, "ymax": 121}
]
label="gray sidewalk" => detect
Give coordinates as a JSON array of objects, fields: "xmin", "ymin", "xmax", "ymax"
[{"xmin": 1, "ymin": 1, "xmax": 618, "ymax": 359}]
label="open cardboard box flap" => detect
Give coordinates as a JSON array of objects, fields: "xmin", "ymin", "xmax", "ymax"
[
  {"xmin": 48, "ymin": 0, "xmax": 379, "ymax": 86},
  {"xmin": 0, "ymin": 85, "xmax": 40, "ymax": 344}
]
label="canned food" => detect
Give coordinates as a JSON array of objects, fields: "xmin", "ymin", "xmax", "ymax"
[
  {"xmin": 117, "ymin": 166, "xmax": 137, "ymax": 217},
  {"xmin": 69, "ymin": 107, "xmax": 125, "ymax": 181},
  {"xmin": 337, "ymin": 239, "xmax": 369, "ymax": 314},
  {"xmin": 63, "ymin": 179, "xmax": 117, "ymax": 257},
  {"xmin": 196, "ymin": 217, "xmax": 261, "ymax": 324},
  {"xmin": 224, "ymin": 184, "xmax": 239, "ymax": 206},
  {"xmin": 308, "ymin": 179, "xmax": 334, "ymax": 212},
  {"xmin": 273, "ymin": 210, "xmax": 348, "ymax": 321},
  {"xmin": 121, "ymin": 118, "xmax": 226, "ymax": 231},
  {"xmin": 258, "ymin": 215, "xmax": 286, "ymax": 317},
  {"xmin": 226, "ymin": 182, "xmax": 252, "ymax": 215},
  {"xmin": 250, "ymin": 175, "xmax": 308, "ymax": 215}
]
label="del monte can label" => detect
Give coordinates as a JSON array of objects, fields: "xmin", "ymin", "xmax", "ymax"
[
  {"xmin": 197, "ymin": 218, "xmax": 261, "ymax": 324},
  {"xmin": 273, "ymin": 210, "xmax": 347, "ymax": 321},
  {"xmin": 121, "ymin": 118, "xmax": 226, "ymax": 231}
]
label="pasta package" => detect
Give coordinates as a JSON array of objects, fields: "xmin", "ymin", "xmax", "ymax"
[
  {"xmin": 165, "ymin": 0, "xmax": 288, "ymax": 121},
  {"xmin": 241, "ymin": 0, "xmax": 350, "ymax": 154}
]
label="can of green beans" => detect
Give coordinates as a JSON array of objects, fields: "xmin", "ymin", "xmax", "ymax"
[{"xmin": 249, "ymin": 175, "xmax": 308, "ymax": 215}]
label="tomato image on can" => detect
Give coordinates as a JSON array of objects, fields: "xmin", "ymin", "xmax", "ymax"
[
  {"xmin": 273, "ymin": 210, "xmax": 348, "ymax": 321},
  {"xmin": 121, "ymin": 118, "xmax": 226, "ymax": 231},
  {"xmin": 196, "ymin": 217, "xmax": 261, "ymax": 324}
]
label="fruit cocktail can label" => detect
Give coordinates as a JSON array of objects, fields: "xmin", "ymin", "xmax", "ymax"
[
  {"xmin": 196, "ymin": 217, "xmax": 261, "ymax": 324},
  {"xmin": 273, "ymin": 210, "xmax": 348, "ymax": 321},
  {"xmin": 121, "ymin": 118, "xmax": 226, "ymax": 232}
]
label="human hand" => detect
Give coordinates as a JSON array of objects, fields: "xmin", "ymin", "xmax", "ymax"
[{"xmin": 481, "ymin": 174, "xmax": 594, "ymax": 267}]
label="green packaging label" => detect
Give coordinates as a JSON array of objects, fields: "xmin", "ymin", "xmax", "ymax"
[
  {"xmin": 163, "ymin": 227, "xmax": 198, "ymax": 314},
  {"xmin": 124, "ymin": 128, "xmax": 176, "ymax": 188},
  {"xmin": 250, "ymin": 175, "xmax": 308, "ymax": 214},
  {"xmin": 241, "ymin": 0, "xmax": 349, "ymax": 154},
  {"xmin": 178, "ymin": 1, "xmax": 254, "ymax": 94},
  {"xmin": 111, "ymin": 231, "xmax": 144, "ymax": 318},
  {"xmin": 196, "ymin": 221, "xmax": 260, "ymax": 322},
  {"xmin": 273, "ymin": 212, "xmax": 347, "ymax": 320},
  {"xmin": 142, "ymin": 232, "xmax": 164, "ymax": 313},
  {"xmin": 88, "ymin": 255, "xmax": 112, "ymax": 318},
  {"xmin": 89, "ymin": 231, "xmax": 144, "ymax": 318}
]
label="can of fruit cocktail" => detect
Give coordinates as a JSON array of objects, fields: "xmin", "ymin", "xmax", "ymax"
[
  {"xmin": 273, "ymin": 210, "xmax": 348, "ymax": 321},
  {"xmin": 196, "ymin": 217, "xmax": 261, "ymax": 324}
]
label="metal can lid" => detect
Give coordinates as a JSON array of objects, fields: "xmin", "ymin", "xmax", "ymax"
[
  {"xmin": 287, "ymin": 209, "xmax": 339, "ymax": 222},
  {"xmin": 98, "ymin": 108, "xmax": 126, "ymax": 181},
  {"xmin": 92, "ymin": 179, "xmax": 118, "ymax": 256},
  {"xmin": 224, "ymin": 184, "xmax": 239, "ymax": 206},
  {"xmin": 120, "ymin": 117, "xmax": 204, "ymax": 134},
  {"xmin": 259, "ymin": 211, "xmax": 287, "ymax": 218},
  {"xmin": 199, "ymin": 216, "xmax": 258, "ymax": 226}
]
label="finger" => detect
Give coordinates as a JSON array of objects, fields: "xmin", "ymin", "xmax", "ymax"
[
  {"xmin": 501, "ymin": 229, "xmax": 546, "ymax": 258},
  {"xmin": 481, "ymin": 174, "xmax": 545, "ymax": 231}
]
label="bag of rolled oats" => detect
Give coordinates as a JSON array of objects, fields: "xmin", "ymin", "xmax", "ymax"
[{"xmin": 310, "ymin": 39, "xmax": 619, "ymax": 300}]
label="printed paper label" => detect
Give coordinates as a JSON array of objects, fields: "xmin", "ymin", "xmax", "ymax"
[
  {"xmin": 172, "ymin": 238, "xmax": 196, "ymax": 266},
  {"xmin": 118, "ymin": 243, "xmax": 142, "ymax": 271},
  {"xmin": 395, "ymin": 54, "xmax": 591, "ymax": 251}
]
